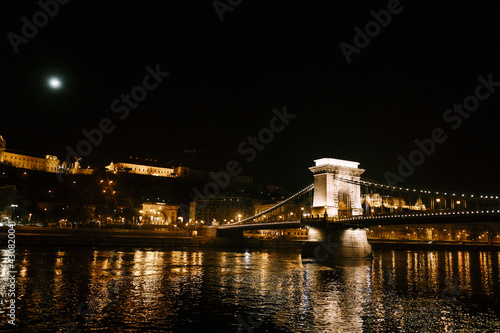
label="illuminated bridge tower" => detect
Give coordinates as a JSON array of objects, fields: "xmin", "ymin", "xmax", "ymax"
[
  {"xmin": 309, "ymin": 158, "xmax": 365, "ymax": 218},
  {"xmin": 303, "ymin": 158, "xmax": 372, "ymax": 258}
]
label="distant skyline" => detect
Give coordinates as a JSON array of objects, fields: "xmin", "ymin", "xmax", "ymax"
[{"xmin": 2, "ymin": 1, "xmax": 500, "ymax": 192}]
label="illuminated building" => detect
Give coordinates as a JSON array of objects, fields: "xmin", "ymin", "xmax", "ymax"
[
  {"xmin": 106, "ymin": 161, "xmax": 253, "ymax": 184},
  {"xmin": 61, "ymin": 158, "xmax": 94, "ymax": 175},
  {"xmin": 362, "ymin": 194, "xmax": 427, "ymax": 213},
  {"xmin": 106, "ymin": 162, "xmax": 174, "ymax": 177},
  {"xmin": 0, "ymin": 135, "xmax": 60, "ymax": 173},
  {"xmin": 140, "ymin": 202, "xmax": 179, "ymax": 225},
  {"xmin": 0, "ymin": 135, "xmax": 94, "ymax": 175}
]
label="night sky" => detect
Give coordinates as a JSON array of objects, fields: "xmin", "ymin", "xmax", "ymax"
[{"xmin": 2, "ymin": 1, "xmax": 500, "ymax": 193}]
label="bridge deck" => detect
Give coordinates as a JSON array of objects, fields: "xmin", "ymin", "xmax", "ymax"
[{"xmin": 218, "ymin": 211, "xmax": 500, "ymax": 230}]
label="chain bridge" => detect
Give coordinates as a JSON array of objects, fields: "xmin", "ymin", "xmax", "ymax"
[{"xmin": 216, "ymin": 158, "xmax": 500, "ymax": 257}]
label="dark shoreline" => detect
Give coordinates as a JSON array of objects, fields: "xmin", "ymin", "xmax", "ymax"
[
  {"xmin": 0, "ymin": 227, "xmax": 305, "ymax": 249},
  {"xmin": 2, "ymin": 227, "xmax": 500, "ymax": 251}
]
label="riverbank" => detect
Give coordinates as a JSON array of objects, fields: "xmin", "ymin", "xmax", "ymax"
[
  {"xmin": 0, "ymin": 227, "xmax": 304, "ymax": 249},
  {"xmin": 2, "ymin": 227, "xmax": 500, "ymax": 251},
  {"xmin": 0, "ymin": 226, "xmax": 210, "ymax": 247}
]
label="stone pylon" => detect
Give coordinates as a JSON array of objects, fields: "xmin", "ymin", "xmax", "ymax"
[{"xmin": 309, "ymin": 158, "xmax": 365, "ymax": 217}]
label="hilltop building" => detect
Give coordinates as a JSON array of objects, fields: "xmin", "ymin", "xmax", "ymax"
[
  {"xmin": 106, "ymin": 161, "xmax": 253, "ymax": 184},
  {"xmin": 0, "ymin": 135, "xmax": 60, "ymax": 173},
  {"xmin": 106, "ymin": 162, "xmax": 174, "ymax": 177},
  {"xmin": 0, "ymin": 135, "xmax": 92, "ymax": 175}
]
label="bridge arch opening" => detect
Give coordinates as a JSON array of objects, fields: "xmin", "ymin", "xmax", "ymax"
[{"xmin": 338, "ymin": 189, "xmax": 352, "ymax": 218}]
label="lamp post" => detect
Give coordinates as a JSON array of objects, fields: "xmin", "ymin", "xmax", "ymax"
[{"xmin": 10, "ymin": 204, "xmax": 18, "ymax": 223}]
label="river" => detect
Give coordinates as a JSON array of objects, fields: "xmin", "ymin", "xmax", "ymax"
[{"xmin": 1, "ymin": 248, "xmax": 500, "ymax": 332}]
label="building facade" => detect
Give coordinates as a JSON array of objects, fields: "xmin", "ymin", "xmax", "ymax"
[
  {"xmin": 1, "ymin": 135, "xmax": 61, "ymax": 173},
  {"xmin": 106, "ymin": 162, "xmax": 174, "ymax": 177},
  {"xmin": 189, "ymin": 196, "xmax": 254, "ymax": 224},
  {"xmin": 140, "ymin": 202, "xmax": 179, "ymax": 225}
]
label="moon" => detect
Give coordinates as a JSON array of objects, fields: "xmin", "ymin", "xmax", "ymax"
[{"xmin": 48, "ymin": 77, "xmax": 62, "ymax": 89}]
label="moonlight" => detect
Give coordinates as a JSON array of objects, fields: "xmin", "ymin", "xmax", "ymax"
[{"xmin": 48, "ymin": 77, "xmax": 62, "ymax": 89}]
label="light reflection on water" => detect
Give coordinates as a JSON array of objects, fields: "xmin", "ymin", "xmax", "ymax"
[{"xmin": 1, "ymin": 248, "xmax": 500, "ymax": 332}]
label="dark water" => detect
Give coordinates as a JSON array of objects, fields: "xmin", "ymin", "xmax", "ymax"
[{"xmin": 1, "ymin": 248, "xmax": 500, "ymax": 332}]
